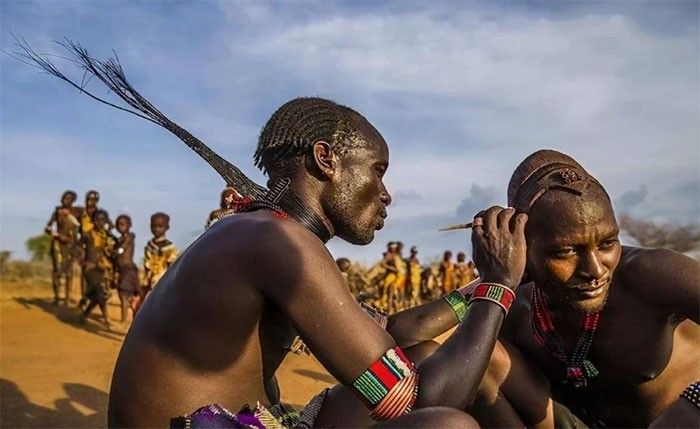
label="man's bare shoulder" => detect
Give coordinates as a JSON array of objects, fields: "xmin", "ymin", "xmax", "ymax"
[
  {"xmin": 617, "ymin": 246, "xmax": 700, "ymax": 316},
  {"xmin": 206, "ymin": 211, "xmax": 331, "ymax": 264},
  {"xmin": 618, "ymin": 246, "xmax": 697, "ymax": 284}
]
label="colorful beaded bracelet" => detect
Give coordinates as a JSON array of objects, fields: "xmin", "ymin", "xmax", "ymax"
[
  {"xmin": 444, "ymin": 291, "xmax": 469, "ymax": 322},
  {"xmin": 681, "ymin": 381, "xmax": 700, "ymax": 409},
  {"xmin": 468, "ymin": 283, "xmax": 516, "ymax": 315}
]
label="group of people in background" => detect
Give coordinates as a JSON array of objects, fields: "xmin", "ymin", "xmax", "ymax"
[
  {"xmin": 44, "ymin": 190, "xmax": 177, "ymax": 328},
  {"xmin": 46, "ymin": 186, "xmax": 478, "ymax": 326},
  {"xmin": 338, "ymin": 242, "xmax": 478, "ymax": 314}
]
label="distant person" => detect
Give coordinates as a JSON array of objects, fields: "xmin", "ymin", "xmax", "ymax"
[
  {"xmin": 45, "ymin": 190, "xmax": 81, "ymax": 305},
  {"xmin": 439, "ymin": 250, "xmax": 456, "ymax": 295},
  {"xmin": 113, "ymin": 215, "xmax": 140, "ymax": 324},
  {"xmin": 79, "ymin": 209, "xmax": 115, "ymax": 328},
  {"xmin": 77, "ymin": 190, "xmax": 104, "ymax": 308},
  {"xmin": 380, "ymin": 243, "xmax": 399, "ymax": 311},
  {"xmin": 205, "ymin": 187, "xmax": 250, "ymax": 229},
  {"xmin": 406, "ymin": 246, "xmax": 422, "ymax": 306},
  {"xmin": 336, "ymin": 257, "xmax": 353, "ymax": 293},
  {"xmin": 454, "ymin": 252, "xmax": 476, "ymax": 288},
  {"xmin": 142, "ymin": 212, "xmax": 178, "ymax": 300},
  {"xmin": 393, "ymin": 241, "xmax": 407, "ymax": 311}
]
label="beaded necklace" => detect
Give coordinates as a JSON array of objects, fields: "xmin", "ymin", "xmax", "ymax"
[{"xmin": 531, "ymin": 285, "xmax": 600, "ymax": 388}]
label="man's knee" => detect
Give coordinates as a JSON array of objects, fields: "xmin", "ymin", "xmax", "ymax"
[
  {"xmin": 404, "ymin": 340, "xmax": 440, "ymax": 364},
  {"xmin": 374, "ymin": 407, "xmax": 479, "ymax": 428},
  {"xmin": 426, "ymin": 408, "xmax": 479, "ymax": 429}
]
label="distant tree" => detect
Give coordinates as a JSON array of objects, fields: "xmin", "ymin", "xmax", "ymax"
[
  {"xmin": 619, "ymin": 214, "xmax": 700, "ymax": 253},
  {"xmin": 0, "ymin": 250, "xmax": 11, "ymax": 274},
  {"xmin": 25, "ymin": 234, "xmax": 52, "ymax": 262}
]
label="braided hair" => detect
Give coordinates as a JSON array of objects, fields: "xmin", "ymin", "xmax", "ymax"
[{"xmin": 254, "ymin": 97, "xmax": 385, "ymax": 181}]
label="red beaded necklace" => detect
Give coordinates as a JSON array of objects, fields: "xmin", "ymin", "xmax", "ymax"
[{"xmin": 531, "ymin": 285, "xmax": 601, "ymax": 388}]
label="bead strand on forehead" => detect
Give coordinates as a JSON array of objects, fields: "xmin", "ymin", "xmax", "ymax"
[{"xmin": 531, "ymin": 285, "xmax": 601, "ymax": 388}]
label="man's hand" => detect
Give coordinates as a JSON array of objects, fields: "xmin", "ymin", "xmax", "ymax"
[{"xmin": 471, "ymin": 206, "xmax": 528, "ymax": 289}]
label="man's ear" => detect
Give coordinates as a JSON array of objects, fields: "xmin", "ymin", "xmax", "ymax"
[{"xmin": 310, "ymin": 140, "xmax": 337, "ymax": 179}]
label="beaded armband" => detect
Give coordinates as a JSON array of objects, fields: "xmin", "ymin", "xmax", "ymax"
[
  {"xmin": 469, "ymin": 283, "xmax": 516, "ymax": 316},
  {"xmin": 445, "ymin": 278, "xmax": 481, "ymax": 322},
  {"xmin": 350, "ymin": 347, "xmax": 419, "ymax": 421},
  {"xmin": 360, "ymin": 302, "xmax": 389, "ymax": 329},
  {"xmin": 444, "ymin": 291, "xmax": 469, "ymax": 322},
  {"xmin": 681, "ymin": 381, "xmax": 700, "ymax": 409}
]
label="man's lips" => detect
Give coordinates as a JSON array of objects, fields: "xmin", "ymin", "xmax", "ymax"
[{"xmin": 569, "ymin": 279, "xmax": 610, "ymax": 299}]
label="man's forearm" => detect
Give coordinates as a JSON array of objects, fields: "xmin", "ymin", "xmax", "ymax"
[
  {"xmin": 386, "ymin": 299, "xmax": 459, "ymax": 348},
  {"xmin": 387, "ymin": 280, "xmax": 479, "ymax": 347},
  {"xmin": 413, "ymin": 300, "xmax": 505, "ymax": 410}
]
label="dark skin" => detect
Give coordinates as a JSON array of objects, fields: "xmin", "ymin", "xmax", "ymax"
[
  {"xmin": 473, "ymin": 189, "xmax": 700, "ymax": 428},
  {"xmin": 45, "ymin": 192, "xmax": 80, "ymax": 303},
  {"xmin": 115, "ymin": 217, "xmax": 137, "ymax": 324},
  {"xmin": 81, "ymin": 212, "xmax": 112, "ymax": 327},
  {"xmin": 108, "ymin": 133, "xmax": 528, "ymax": 427},
  {"xmin": 150, "ymin": 216, "xmax": 169, "ymax": 240},
  {"xmin": 78, "ymin": 193, "xmax": 102, "ymax": 305}
]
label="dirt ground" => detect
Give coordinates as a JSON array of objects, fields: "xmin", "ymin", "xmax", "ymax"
[{"xmin": 0, "ymin": 280, "xmax": 336, "ymax": 428}]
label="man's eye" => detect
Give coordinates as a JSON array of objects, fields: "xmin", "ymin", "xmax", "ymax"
[
  {"xmin": 550, "ymin": 248, "xmax": 575, "ymax": 258},
  {"xmin": 599, "ymin": 239, "xmax": 618, "ymax": 249}
]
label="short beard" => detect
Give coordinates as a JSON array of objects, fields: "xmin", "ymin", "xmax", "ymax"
[{"xmin": 562, "ymin": 290, "xmax": 610, "ymax": 314}]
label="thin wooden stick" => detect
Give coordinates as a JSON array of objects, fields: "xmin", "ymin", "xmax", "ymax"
[{"xmin": 438, "ymin": 222, "xmax": 473, "ymax": 232}]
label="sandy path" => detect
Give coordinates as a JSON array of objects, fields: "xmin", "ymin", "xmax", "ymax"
[{"xmin": 0, "ymin": 281, "xmax": 336, "ymax": 428}]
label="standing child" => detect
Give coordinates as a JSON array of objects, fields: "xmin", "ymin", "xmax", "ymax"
[
  {"xmin": 114, "ymin": 215, "xmax": 140, "ymax": 324},
  {"xmin": 80, "ymin": 209, "xmax": 115, "ymax": 328},
  {"xmin": 142, "ymin": 212, "xmax": 177, "ymax": 300},
  {"xmin": 45, "ymin": 190, "xmax": 81, "ymax": 305}
]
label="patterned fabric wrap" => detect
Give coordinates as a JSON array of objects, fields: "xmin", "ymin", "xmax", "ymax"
[
  {"xmin": 350, "ymin": 347, "xmax": 419, "ymax": 421},
  {"xmin": 171, "ymin": 390, "xmax": 327, "ymax": 429},
  {"xmin": 444, "ymin": 290, "xmax": 469, "ymax": 322},
  {"xmin": 469, "ymin": 283, "xmax": 516, "ymax": 315},
  {"xmin": 143, "ymin": 238, "xmax": 178, "ymax": 288}
]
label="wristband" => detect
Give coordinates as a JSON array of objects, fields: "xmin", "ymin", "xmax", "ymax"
[
  {"xmin": 681, "ymin": 381, "xmax": 700, "ymax": 408},
  {"xmin": 469, "ymin": 283, "xmax": 516, "ymax": 315},
  {"xmin": 444, "ymin": 291, "xmax": 469, "ymax": 322}
]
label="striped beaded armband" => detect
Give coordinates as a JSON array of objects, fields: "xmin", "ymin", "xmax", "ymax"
[
  {"xmin": 444, "ymin": 290, "xmax": 469, "ymax": 322},
  {"xmin": 681, "ymin": 381, "xmax": 700, "ymax": 408},
  {"xmin": 350, "ymin": 347, "xmax": 419, "ymax": 421},
  {"xmin": 468, "ymin": 283, "xmax": 516, "ymax": 316}
]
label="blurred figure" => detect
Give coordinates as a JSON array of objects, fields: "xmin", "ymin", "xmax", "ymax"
[
  {"xmin": 205, "ymin": 187, "xmax": 250, "ymax": 229},
  {"xmin": 45, "ymin": 190, "xmax": 81, "ymax": 305},
  {"xmin": 79, "ymin": 209, "xmax": 115, "ymax": 328},
  {"xmin": 454, "ymin": 252, "xmax": 476, "ymax": 288},
  {"xmin": 77, "ymin": 190, "xmax": 104, "ymax": 308},
  {"xmin": 439, "ymin": 250, "xmax": 455, "ymax": 295},
  {"xmin": 406, "ymin": 246, "xmax": 422, "ymax": 307},
  {"xmin": 113, "ymin": 215, "xmax": 140, "ymax": 324},
  {"xmin": 142, "ymin": 212, "xmax": 178, "ymax": 301}
]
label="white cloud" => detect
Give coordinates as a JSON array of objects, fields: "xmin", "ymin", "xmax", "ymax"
[{"xmin": 1, "ymin": 2, "xmax": 698, "ymax": 264}]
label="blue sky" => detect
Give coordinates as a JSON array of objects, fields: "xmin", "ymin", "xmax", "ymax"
[{"xmin": 1, "ymin": 1, "xmax": 698, "ymax": 265}]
